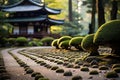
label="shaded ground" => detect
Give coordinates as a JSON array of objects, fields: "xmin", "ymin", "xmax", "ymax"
[{"xmin": 1, "ymin": 47, "xmax": 120, "ymax": 80}]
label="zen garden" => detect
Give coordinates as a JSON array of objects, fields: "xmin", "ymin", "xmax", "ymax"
[{"xmin": 0, "ymin": 0, "xmax": 120, "ymax": 80}]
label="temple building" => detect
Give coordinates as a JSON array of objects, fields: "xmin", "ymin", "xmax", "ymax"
[{"xmin": 1, "ymin": 0, "xmax": 64, "ymax": 38}]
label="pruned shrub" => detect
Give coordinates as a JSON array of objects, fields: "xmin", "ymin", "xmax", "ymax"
[
  {"xmin": 59, "ymin": 40, "xmax": 70, "ymax": 49},
  {"xmin": 51, "ymin": 39, "xmax": 59, "ymax": 49},
  {"xmin": 69, "ymin": 37, "xmax": 83, "ymax": 50},
  {"xmin": 105, "ymin": 71, "xmax": 119, "ymax": 78},
  {"xmin": 16, "ymin": 37, "xmax": 28, "ymax": 46},
  {"xmin": 63, "ymin": 71, "xmax": 72, "ymax": 76},
  {"xmin": 57, "ymin": 36, "xmax": 72, "ymax": 45},
  {"xmin": 89, "ymin": 70, "xmax": 99, "ymax": 75},
  {"xmin": 8, "ymin": 38, "xmax": 16, "ymax": 46},
  {"xmin": 94, "ymin": 20, "xmax": 120, "ymax": 56},
  {"xmin": 41, "ymin": 37, "xmax": 54, "ymax": 46},
  {"xmin": 72, "ymin": 75, "xmax": 82, "ymax": 80},
  {"xmin": 81, "ymin": 34, "xmax": 99, "ymax": 56}
]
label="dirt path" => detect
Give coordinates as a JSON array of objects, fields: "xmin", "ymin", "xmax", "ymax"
[{"xmin": 1, "ymin": 48, "xmax": 34, "ymax": 80}]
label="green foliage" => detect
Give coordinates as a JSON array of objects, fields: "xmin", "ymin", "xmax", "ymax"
[
  {"xmin": 57, "ymin": 36, "xmax": 72, "ymax": 45},
  {"xmin": 16, "ymin": 37, "xmax": 28, "ymax": 46},
  {"xmin": 105, "ymin": 71, "xmax": 119, "ymax": 78},
  {"xmin": 28, "ymin": 41, "xmax": 43, "ymax": 46},
  {"xmin": 0, "ymin": 37, "xmax": 8, "ymax": 47},
  {"xmin": 69, "ymin": 37, "xmax": 83, "ymax": 50},
  {"xmin": 41, "ymin": 37, "xmax": 54, "ymax": 46},
  {"xmin": 51, "ymin": 39, "xmax": 59, "ymax": 49},
  {"xmin": 8, "ymin": 38, "xmax": 16, "ymax": 46},
  {"xmin": 81, "ymin": 34, "xmax": 99, "ymax": 56},
  {"xmin": 59, "ymin": 40, "xmax": 70, "ymax": 49}
]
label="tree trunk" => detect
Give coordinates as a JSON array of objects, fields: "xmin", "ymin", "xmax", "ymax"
[
  {"xmin": 111, "ymin": 0, "xmax": 118, "ymax": 20},
  {"xmin": 68, "ymin": 0, "xmax": 73, "ymax": 21},
  {"xmin": 96, "ymin": 0, "xmax": 105, "ymax": 27},
  {"xmin": 89, "ymin": 0, "xmax": 96, "ymax": 34}
]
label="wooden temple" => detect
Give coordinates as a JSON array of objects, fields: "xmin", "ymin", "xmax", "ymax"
[{"xmin": 1, "ymin": 0, "xmax": 64, "ymax": 38}]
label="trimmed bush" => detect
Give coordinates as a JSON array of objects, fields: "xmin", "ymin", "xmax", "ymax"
[
  {"xmin": 8, "ymin": 38, "xmax": 16, "ymax": 46},
  {"xmin": 59, "ymin": 40, "xmax": 70, "ymax": 49},
  {"xmin": 113, "ymin": 68, "xmax": 120, "ymax": 73},
  {"xmin": 16, "ymin": 37, "xmax": 28, "ymax": 46},
  {"xmin": 80, "ymin": 67, "xmax": 89, "ymax": 72},
  {"xmin": 56, "ymin": 68, "xmax": 64, "ymax": 73},
  {"xmin": 99, "ymin": 66, "xmax": 109, "ymax": 70},
  {"xmin": 41, "ymin": 37, "xmax": 54, "ymax": 46},
  {"xmin": 94, "ymin": 20, "xmax": 120, "ymax": 56},
  {"xmin": 105, "ymin": 71, "xmax": 119, "ymax": 78},
  {"xmin": 63, "ymin": 71, "xmax": 72, "ymax": 76},
  {"xmin": 51, "ymin": 39, "xmax": 59, "ymax": 49},
  {"xmin": 81, "ymin": 34, "xmax": 99, "ymax": 56},
  {"xmin": 89, "ymin": 70, "xmax": 99, "ymax": 75},
  {"xmin": 72, "ymin": 75, "xmax": 82, "ymax": 80},
  {"xmin": 57, "ymin": 36, "xmax": 72, "ymax": 45},
  {"xmin": 69, "ymin": 37, "xmax": 83, "ymax": 50}
]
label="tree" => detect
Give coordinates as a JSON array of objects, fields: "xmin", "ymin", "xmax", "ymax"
[
  {"xmin": 68, "ymin": 0, "xmax": 73, "ymax": 21},
  {"xmin": 111, "ymin": 0, "xmax": 118, "ymax": 20},
  {"xmin": 96, "ymin": 0, "xmax": 105, "ymax": 27}
]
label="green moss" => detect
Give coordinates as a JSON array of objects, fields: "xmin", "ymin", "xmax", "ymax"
[
  {"xmin": 56, "ymin": 68, "xmax": 64, "ymax": 73},
  {"xmin": 26, "ymin": 68, "xmax": 34, "ymax": 74},
  {"xmin": 81, "ymin": 34, "xmax": 99, "ymax": 56},
  {"xmin": 72, "ymin": 75, "xmax": 82, "ymax": 80},
  {"xmin": 35, "ymin": 74, "xmax": 44, "ymax": 80},
  {"xmin": 59, "ymin": 40, "xmax": 70, "ymax": 49},
  {"xmin": 105, "ymin": 71, "xmax": 119, "ymax": 78},
  {"xmin": 63, "ymin": 71, "xmax": 72, "ymax": 76},
  {"xmin": 51, "ymin": 66, "xmax": 59, "ymax": 70},
  {"xmin": 89, "ymin": 70, "xmax": 99, "ymax": 75},
  {"xmin": 51, "ymin": 39, "xmax": 59, "ymax": 49},
  {"xmin": 112, "ymin": 64, "xmax": 120, "ymax": 69},
  {"xmin": 94, "ymin": 20, "xmax": 120, "ymax": 45},
  {"xmin": 80, "ymin": 67, "xmax": 89, "ymax": 72},
  {"xmin": 57, "ymin": 36, "xmax": 72, "ymax": 45},
  {"xmin": 99, "ymin": 66, "xmax": 109, "ymax": 70},
  {"xmin": 69, "ymin": 37, "xmax": 83, "ymax": 50},
  {"xmin": 113, "ymin": 68, "xmax": 120, "ymax": 73},
  {"xmin": 31, "ymin": 72, "xmax": 41, "ymax": 77}
]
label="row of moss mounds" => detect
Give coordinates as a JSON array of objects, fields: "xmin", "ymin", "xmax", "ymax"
[{"xmin": 51, "ymin": 20, "xmax": 120, "ymax": 64}]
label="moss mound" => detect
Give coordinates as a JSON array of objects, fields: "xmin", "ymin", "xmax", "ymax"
[
  {"xmin": 72, "ymin": 75, "xmax": 82, "ymax": 80},
  {"xmin": 51, "ymin": 39, "xmax": 59, "ymax": 49},
  {"xmin": 81, "ymin": 34, "xmax": 99, "ymax": 56},
  {"xmin": 94, "ymin": 20, "xmax": 120, "ymax": 55},
  {"xmin": 59, "ymin": 40, "xmax": 70, "ymax": 49},
  {"xmin": 57, "ymin": 36, "xmax": 72, "ymax": 45},
  {"xmin": 69, "ymin": 37, "xmax": 83, "ymax": 50},
  {"xmin": 105, "ymin": 71, "xmax": 119, "ymax": 78}
]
